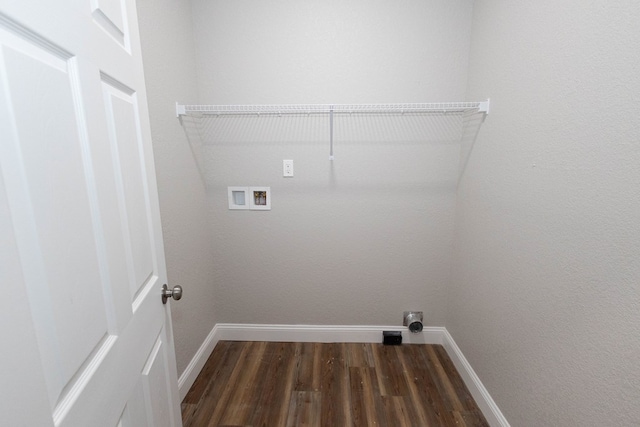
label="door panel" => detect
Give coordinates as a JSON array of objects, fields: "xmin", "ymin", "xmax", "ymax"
[
  {"xmin": 141, "ymin": 327, "xmax": 178, "ymax": 427},
  {"xmin": 91, "ymin": 0, "xmax": 127, "ymax": 48},
  {"xmin": 122, "ymin": 381, "xmax": 151, "ymax": 427},
  {"xmin": 117, "ymin": 325, "xmax": 178, "ymax": 427},
  {"xmin": 0, "ymin": 22, "xmax": 110, "ymax": 409},
  {"xmin": 0, "ymin": 161, "xmax": 54, "ymax": 427},
  {"xmin": 0, "ymin": 1, "xmax": 181, "ymax": 425},
  {"xmin": 101, "ymin": 77, "xmax": 155, "ymax": 302}
]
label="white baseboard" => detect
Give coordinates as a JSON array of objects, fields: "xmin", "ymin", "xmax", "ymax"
[
  {"xmin": 177, "ymin": 323, "xmax": 509, "ymax": 426},
  {"xmin": 177, "ymin": 324, "xmax": 220, "ymax": 401},
  {"xmin": 212, "ymin": 323, "xmax": 445, "ymax": 344},
  {"xmin": 441, "ymin": 329, "xmax": 510, "ymax": 427}
]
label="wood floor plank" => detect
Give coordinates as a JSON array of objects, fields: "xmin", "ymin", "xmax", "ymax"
[
  {"xmin": 404, "ymin": 344, "xmax": 460, "ymax": 426},
  {"xmin": 345, "ymin": 342, "xmax": 374, "ymax": 368},
  {"xmin": 203, "ymin": 341, "xmax": 263, "ymax": 427},
  {"xmin": 319, "ymin": 343, "xmax": 351, "ymax": 427},
  {"xmin": 372, "ymin": 343, "xmax": 410, "ymax": 397},
  {"xmin": 349, "ymin": 367, "xmax": 381, "ymax": 427},
  {"xmin": 218, "ymin": 341, "xmax": 269, "ymax": 426},
  {"xmin": 182, "ymin": 341, "xmax": 489, "ymax": 427},
  {"xmin": 394, "ymin": 345, "xmax": 437, "ymax": 426},
  {"xmin": 452, "ymin": 410, "xmax": 491, "ymax": 427},
  {"xmin": 425, "ymin": 345, "xmax": 465, "ymax": 412},
  {"xmin": 182, "ymin": 341, "xmax": 244, "ymax": 427},
  {"xmin": 285, "ymin": 391, "xmax": 321, "ymax": 427},
  {"xmin": 433, "ymin": 344, "xmax": 479, "ymax": 411},
  {"xmin": 380, "ymin": 395, "xmax": 419, "ymax": 427},
  {"xmin": 247, "ymin": 341, "xmax": 299, "ymax": 427},
  {"xmin": 294, "ymin": 342, "xmax": 322, "ymax": 392},
  {"xmin": 183, "ymin": 341, "xmax": 231, "ymax": 405},
  {"xmin": 416, "ymin": 344, "xmax": 459, "ymax": 417}
]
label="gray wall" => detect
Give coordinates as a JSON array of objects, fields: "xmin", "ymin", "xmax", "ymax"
[
  {"xmin": 450, "ymin": 1, "xmax": 640, "ymax": 426},
  {"xmin": 136, "ymin": 0, "xmax": 219, "ymax": 376},
  {"xmin": 189, "ymin": 0, "xmax": 474, "ymax": 326}
]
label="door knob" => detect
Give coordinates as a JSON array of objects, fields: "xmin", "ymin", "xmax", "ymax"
[{"xmin": 161, "ymin": 284, "xmax": 183, "ymax": 304}]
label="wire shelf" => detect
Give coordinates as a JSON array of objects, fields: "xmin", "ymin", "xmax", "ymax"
[
  {"xmin": 176, "ymin": 100, "xmax": 489, "ymax": 117},
  {"xmin": 176, "ymin": 100, "xmax": 489, "ymax": 162}
]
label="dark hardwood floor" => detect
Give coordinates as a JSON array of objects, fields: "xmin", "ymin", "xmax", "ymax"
[{"xmin": 181, "ymin": 341, "xmax": 489, "ymax": 427}]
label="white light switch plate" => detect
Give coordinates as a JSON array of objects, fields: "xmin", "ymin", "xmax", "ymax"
[{"xmin": 283, "ymin": 159, "xmax": 294, "ymax": 177}]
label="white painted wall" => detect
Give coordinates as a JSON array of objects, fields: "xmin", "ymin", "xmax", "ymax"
[
  {"xmin": 450, "ymin": 1, "xmax": 640, "ymax": 425},
  {"xmin": 136, "ymin": 0, "xmax": 219, "ymax": 376},
  {"xmin": 191, "ymin": 0, "xmax": 472, "ymax": 104},
  {"xmin": 188, "ymin": 0, "xmax": 474, "ymax": 326}
]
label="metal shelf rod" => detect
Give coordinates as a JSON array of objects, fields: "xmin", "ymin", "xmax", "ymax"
[{"xmin": 329, "ymin": 105, "xmax": 334, "ymax": 160}]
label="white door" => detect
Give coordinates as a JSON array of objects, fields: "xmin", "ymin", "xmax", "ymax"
[{"xmin": 0, "ymin": 0, "xmax": 182, "ymax": 426}]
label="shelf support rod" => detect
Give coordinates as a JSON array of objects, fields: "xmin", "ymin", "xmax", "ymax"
[{"xmin": 329, "ymin": 105, "xmax": 334, "ymax": 160}]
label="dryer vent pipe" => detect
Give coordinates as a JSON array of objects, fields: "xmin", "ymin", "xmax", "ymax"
[{"xmin": 403, "ymin": 311, "xmax": 424, "ymax": 333}]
